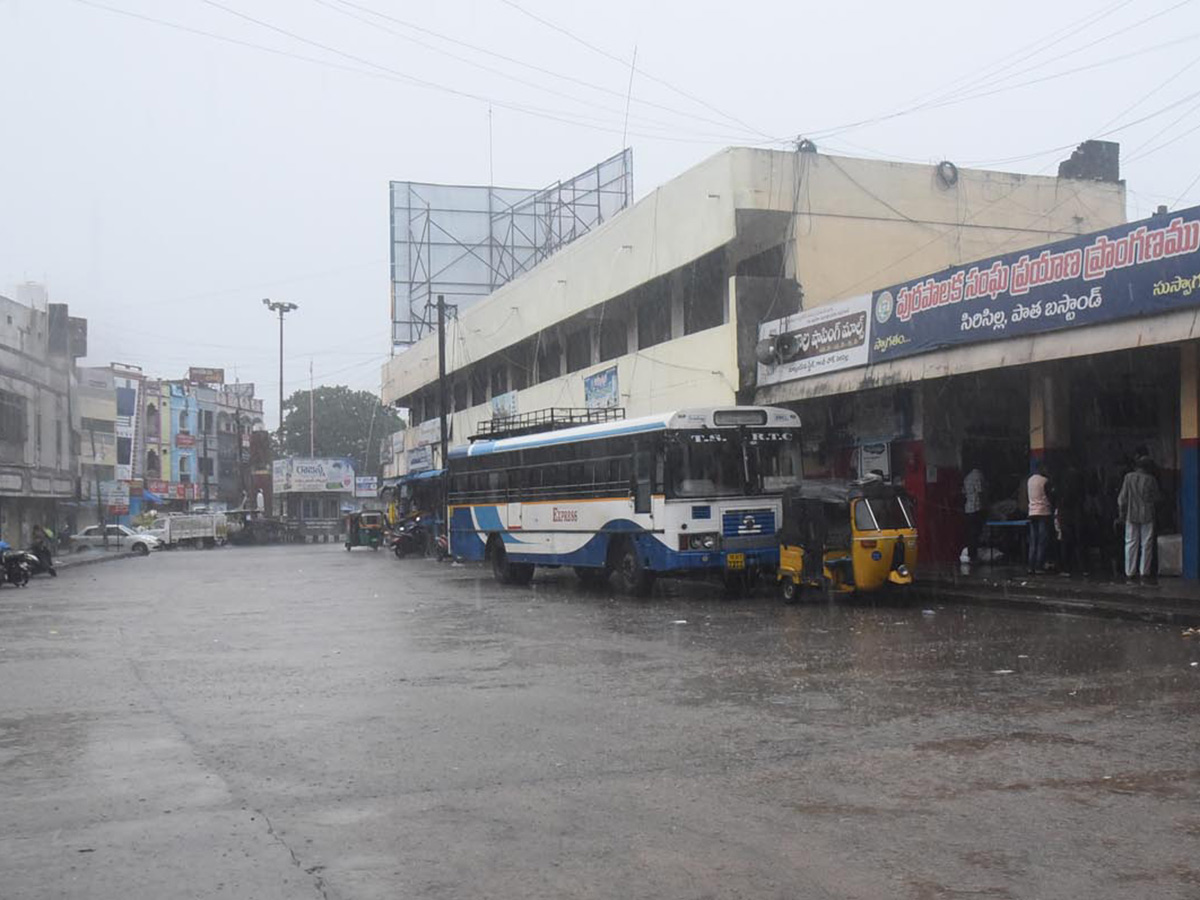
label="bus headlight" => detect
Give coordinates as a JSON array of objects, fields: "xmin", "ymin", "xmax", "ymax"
[{"xmin": 686, "ymin": 533, "xmax": 718, "ymax": 550}]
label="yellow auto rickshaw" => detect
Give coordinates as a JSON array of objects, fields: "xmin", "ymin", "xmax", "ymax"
[
  {"xmin": 345, "ymin": 510, "xmax": 385, "ymax": 551},
  {"xmin": 777, "ymin": 477, "xmax": 917, "ymax": 601}
]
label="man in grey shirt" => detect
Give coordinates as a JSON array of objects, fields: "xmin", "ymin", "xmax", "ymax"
[{"xmin": 1117, "ymin": 456, "xmax": 1160, "ymax": 583}]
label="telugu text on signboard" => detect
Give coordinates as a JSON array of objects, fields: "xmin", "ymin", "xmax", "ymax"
[{"xmin": 869, "ymin": 207, "xmax": 1200, "ymax": 364}]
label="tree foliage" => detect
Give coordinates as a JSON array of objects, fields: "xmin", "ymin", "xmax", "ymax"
[{"xmin": 278, "ymin": 385, "xmax": 402, "ymax": 474}]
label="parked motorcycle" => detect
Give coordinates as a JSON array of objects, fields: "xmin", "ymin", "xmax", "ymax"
[
  {"xmin": 390, "ymin": 516, "xmax": 427, "ymax": 559},
  {"xmin": 20, "ymin": 545, "xmax": 57, "ymax": 578},
  {"xmin": 390, "ymin": 516, "xmax": 448, "ymax": 560},
  {"xmin": 0, "ymin": 541, "xmax": 31, "ymax": 588}
]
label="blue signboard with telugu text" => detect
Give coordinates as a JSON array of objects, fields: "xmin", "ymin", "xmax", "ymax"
[{"xmin": 868, "ymin": 205, "xmax": 1200, "ymax": 365}]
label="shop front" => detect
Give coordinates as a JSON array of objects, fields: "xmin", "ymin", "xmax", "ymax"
[{"xmin": 758, "ymin": 206, "xmax": 1200, "ymax": 575}]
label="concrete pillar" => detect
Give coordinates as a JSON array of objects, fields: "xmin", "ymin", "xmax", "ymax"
[
  {"xmin": 1029, "ymin": 366, "xmax": 1070, "ymax": 471},
  {"xmin": 1181, "ymin": 342, "xmax": 1200, "ymax": 579}
]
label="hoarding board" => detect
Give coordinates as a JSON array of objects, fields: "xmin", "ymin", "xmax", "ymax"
[
  {"xmin": 584, "ymin": 365, "xmax": 620, "ymax": 409},
  {"xmin": 491, "ymin": 390, "xmax": 518, "ymax": 418},
  {"xmin": 189, "ymin": 367, "xmax": 225, "ymax": 385},
  {"xmin": 273, "ymin": 458, "xmax": 355, "ymax": 494},
  {"xmin": 757, "ymin": 295, "xmax": 872, "ymax": 386},
  {"xmin": 869, "ymin": 207, "xmax": 1200, "ymax": 365}
]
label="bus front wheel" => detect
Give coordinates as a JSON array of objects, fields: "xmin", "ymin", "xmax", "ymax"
[{"xmin": 610, "ymin": 538, "xmax": 654, "ymax": 597}]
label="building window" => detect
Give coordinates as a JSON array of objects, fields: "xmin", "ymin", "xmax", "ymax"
[
  {"xmin": 470, "ymin": 366, "xmax": 488, "ymax": 406},
  {"xmin": 452, "ymin": 379, "xmax": 468, "ymax": 412},
  {"xmin": 179, "ymin": 456, "xmax": 191, "ymax": 482},
  {"xmin": 146, "ymin": 403, "xmax": 160, "ymax": 439},
  {"xmin": 146, "ymin": 449, "xmax": 160, "ymax": 477},
  {"xmin": 684, "ymin": 253, "xmax": 726, "ymax": 335},
  {"xmin": 199, "ymin": 457, "xmax": 214, "ymax": 477},
  {"xmin": 116, "ymin": 386, "xmax": 136, "ymax": 418},
  {"xmin": 490, "ymin": 364, "xmax": 507, "ymax": 399},
  {"xmin": 81, "ymin": 417, "xmax": 115, "ymax": 434},
  {"xmin": 599, "ymin": 306, "xmax": 627, "ymax": 362},
  {"xmin": 116, "ymin": 436, "xmax": 131, "ymax": 466},
  {"xmin": 202, "ymin": 410, "xmax": 214, "ymax": 433},
  {"xmin": 537, "ymin": 336, "xmax": 561, "ymax": 383},
  {"xmin": 179, "ymin": 410, "xmax": 188, "ymax": 432},
  {"xmin": 566, "ymin": 327, "xmax": 591, "ymax": 373},
  {"xmin": 637, "ymin": 284, "xmax": 672, "ymax": 349}
]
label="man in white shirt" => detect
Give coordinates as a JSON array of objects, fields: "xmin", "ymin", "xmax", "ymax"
[{"xmin": 963, "ymin": 465, "xmax": 986, "ymax": 563}]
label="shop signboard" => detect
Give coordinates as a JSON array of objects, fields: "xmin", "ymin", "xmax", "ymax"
[
  {"xmin": 355, "ymin": 476, "xmax": 379, "ymax": 498},
  {"xmin": 584, "ymin": 365, "xmax": 620, "ymax": 409},
  {"xmin": 869, "ymin": 206, "xmax": 1200, "ymax": 365},
  {"xmin": 175, "ymin": 433, "xmax": 195, "ymax": 448},
  {"xmin": 757, "ymin": 295, "xmax": 872, "ymax": 386},
  {"xmin": 100, "ymin": 480, "xmax": 130, "ymax": 514},
  {"xmin": 858, "ymin": 441, "xmax": 891, "ymax": 480},
  {"xmin": 407, "ymin": 444, "xmax": 433, "ymax": 473}
]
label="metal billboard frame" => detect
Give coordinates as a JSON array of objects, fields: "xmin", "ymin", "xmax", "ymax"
[{"xmin": 390, "ymin": 148, "xmax": 634, "ymax": 347}]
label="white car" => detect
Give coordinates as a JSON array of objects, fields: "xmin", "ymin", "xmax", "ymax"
[{"xmin": 70, "ymin": 524, "xmax": 161, "ymax": 556}]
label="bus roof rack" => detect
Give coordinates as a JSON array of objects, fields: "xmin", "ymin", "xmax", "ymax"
[{"xmin": 471, "ymin": 407, "xmax": 625, "ymax": 441}]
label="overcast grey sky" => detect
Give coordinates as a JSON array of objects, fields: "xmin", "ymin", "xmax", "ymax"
[{"xmin": 2, "ymin": 0, "xmax": 1198, "ymax": 424}]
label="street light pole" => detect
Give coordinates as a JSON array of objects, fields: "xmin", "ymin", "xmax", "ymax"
[{"xmin": 262, "ymin": 299, "xmax": 298, "ymax": 435}]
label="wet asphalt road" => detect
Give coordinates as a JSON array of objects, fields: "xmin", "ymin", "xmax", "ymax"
[{"xmin": 1, "ymin": 546, "xmax": 1198, "ymax": 900}]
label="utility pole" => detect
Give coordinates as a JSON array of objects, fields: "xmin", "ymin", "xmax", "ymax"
[
  {"xmin": 437, "ymin": 294, "xmax": 449, "ymax": 545},
  {"xmin": 262, "ymin": 298, "xmax": 298, "ymax": 437},
  {"xmin": 309, "ymin": 358, "xmax": 315, "ymax": 457}
]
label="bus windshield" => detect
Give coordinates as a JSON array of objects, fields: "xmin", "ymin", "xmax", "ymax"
[
  {"xmin": 666, "ymin": 430, "xmax": 801, "ymax": 497},
  {"xmin": 668, "ymin": 436, "xmax": 745, "ymax": 497},
  {"xmin": 750, "ymin": 433, "xmax": 802, "ymax": 493}
]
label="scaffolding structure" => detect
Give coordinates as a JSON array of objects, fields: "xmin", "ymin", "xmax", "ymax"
[{"xmin": 390, "ymin": 149, "xmax": 633, "ymax": 347}]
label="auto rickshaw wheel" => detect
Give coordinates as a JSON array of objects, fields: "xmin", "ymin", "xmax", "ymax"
[{"xmin": 780, "ymin": 576, "xmax": 799, "ymax": 604}]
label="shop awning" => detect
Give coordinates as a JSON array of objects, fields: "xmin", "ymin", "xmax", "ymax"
[{"xmin": 143, "ymin": 490, "xmax": 165, "ymax": 504}]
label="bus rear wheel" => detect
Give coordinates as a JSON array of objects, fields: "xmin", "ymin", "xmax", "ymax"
[
  {"xmin": 610, "ymin": 538, "xmax": 654, "ymax": 597},
  {"xmin": 490, "ymin": 538, "xmax": 534, "ymax": 586}
]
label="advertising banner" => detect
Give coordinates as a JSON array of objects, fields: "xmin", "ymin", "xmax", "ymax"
[
  {"xmin": 869, "ymin": 207, "xmax": 1200, "ymax": 365},
  {"xmin": 355, "ymin": 476, "xmax": 379, "ymax": 498},
  {"xmin": 757, "ymin": 295, "xmax": 872, "ymax": 386},
  {"xmin": 584, "ymin": 365, "xmax": 620, "ymax": 409},
  {"xmin": 188, "ymin": 367, "xmax": 225, "ymax": 385},
  {"xmin": 274, "ymin": 458, "xmax": 355, "ymax": 494},
  {"xmin": 491, "ymin": 390, "xmax": 518, "ymax": 418}
]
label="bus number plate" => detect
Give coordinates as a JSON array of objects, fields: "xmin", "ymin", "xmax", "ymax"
[{"xmin": 726, "ymin": 553, "xmax": 745, "ymax": 571}]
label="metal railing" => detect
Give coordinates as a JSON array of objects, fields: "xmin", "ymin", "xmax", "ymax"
[{"xmin": 471, "ymin": 407, "xmax": 625, "ymax": 441}]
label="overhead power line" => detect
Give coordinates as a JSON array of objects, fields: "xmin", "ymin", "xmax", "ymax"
[
  {"xmin": 495, "ymin": 0, "xmax": 777, "ymax": 141},
  {"xmin": 69, "ymin": 0, "xmax": 762, "ymax": 146},
  {"xmin": 322, "ymin": 0, "xmax": 771, "ymax": 140}
]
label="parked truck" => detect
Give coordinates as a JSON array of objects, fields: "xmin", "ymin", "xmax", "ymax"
[{"xmin": 141, "ymin": 514, "xmax": 226, "ymax": 549}]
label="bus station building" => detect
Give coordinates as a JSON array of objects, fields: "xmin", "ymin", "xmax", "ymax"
[{"xmin": 378, "ymin": 143, "xmax": 1200, "ymax": 573}]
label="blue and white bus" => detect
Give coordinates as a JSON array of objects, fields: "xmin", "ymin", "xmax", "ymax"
[{"xmin": 446, "ymin": 406, "xmax": 802, "ymax": 594}]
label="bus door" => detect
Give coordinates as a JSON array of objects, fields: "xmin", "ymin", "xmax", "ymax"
[{"xmin": 634, "ymin": 445, "xmax": 654, "ymax": 519}]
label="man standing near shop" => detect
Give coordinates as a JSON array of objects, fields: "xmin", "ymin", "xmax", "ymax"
[
  {"xmin": 963, "ymin": 463, "xmax": 986, "ymax": 563},
  {"xmin": 1027, "ymin": 462, "xmax": 1053, "ymax": 574},
  {"xmin": 1118, "ymin": 455, "xmax": 1160, "ymax": 584}
]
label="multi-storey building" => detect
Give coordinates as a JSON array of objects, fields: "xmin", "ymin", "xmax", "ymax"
[{"xmin": 0, "ymin": 295, "xmax": 86, "ymax": 542}]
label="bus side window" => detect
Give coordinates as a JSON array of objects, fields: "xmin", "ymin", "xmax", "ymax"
[{"xmin": 634, "ymin": 449, "xmax": 651, "ymax": 514}]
